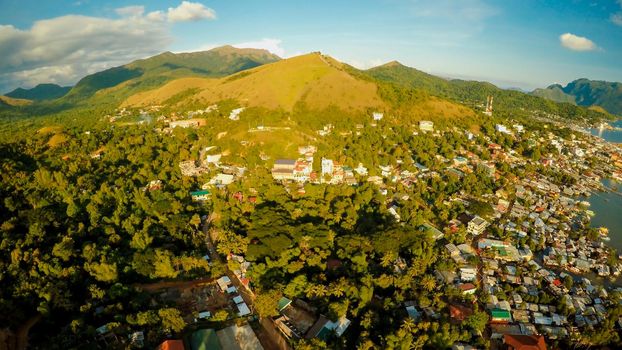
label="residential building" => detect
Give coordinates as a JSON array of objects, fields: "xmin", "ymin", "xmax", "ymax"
[
  {"xmin": 190, "ymin": 190, "xmax": 210, "ymax": 201},
  {"xmin": 169, "ymin": 119, "xmax": 206, "ymax": 128},
  {"xmin": 354, "ymin": 163, "xmax": 368, "ymax": 176},
  {"xmin": 209, "ymin": 173, "xmax": 235, "ymax": 186},
  {"xmin": 306, "ymin": 315, "xmax": 351, "ymax": 340},
  {"xmin": 496, "ymin": 124, "xmax": 510, "ymax": 134},
  {"xmin": 272, "ymin": 159, "xmax": 296, "ymax": 181},
  {"xmin": 321, "ymin": 158, "xmax": 334, "ymax": 176},
  {"xmin": 419, "ymin": 120, "xmax": 434, "ymax": 132},
  {"xmin": 503, "ymin": 334, "xmax": 547, "ymax": 350},
  {"xmin": 460, "ymin": 266, "xmax": 477, "ymax": 282},
  {"xmin": 459, "ymin": 283, "xmax": 477, "ymax": 295},
  {"xmin": 491, "ymin": 308, "xmax": 512, "ymax": 323},
  {"xmin": 156, "ymin": 339, "xmax": 184, "ymax": 350},
  {"xmin": 229, "ymin": 107, "xmax": 245, "ymax": 120},
  {"xmin": 468, "ymin": 216, "xmax": 488, "ymax": 235}
]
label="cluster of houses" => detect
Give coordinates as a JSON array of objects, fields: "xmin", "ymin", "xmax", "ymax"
[
  {"xmin": 274, "ymin": 297, "xmax": 351, "ymax": 342},
  {"xmin": 427, "ymin": 121, "xmax": 622, "ymax": 346}
]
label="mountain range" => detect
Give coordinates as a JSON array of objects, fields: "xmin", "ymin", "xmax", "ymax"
[
  {"xmin": 0, "ymin": 45, "xmax": 617, "ymax": 121},
  {"xmin": 531, "ymin": 79, "xmax": 622, "ymax": 115},
  {"xmin": 5, "ymin": 83, "xmax": 71, "ymax": 101}
]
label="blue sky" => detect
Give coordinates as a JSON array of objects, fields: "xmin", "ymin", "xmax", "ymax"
[{"xmin": 1, "ymin": 0, "xmax": 622, "ymax": 92}]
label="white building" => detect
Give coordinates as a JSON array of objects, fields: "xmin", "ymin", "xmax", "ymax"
[
  {"xmin": 460, "ymin": 267, "xmax": 478, "ymax": 282},
  {"xmin": 209, "ymin": 173, "xmax": 235, "ymax": 186},
  {"xmin": 321, "ymin": 158, "xmax": 334, "ymax": 176},
  {"xmin": 354, "ymin": 163, "xmax": 368, "ymax": 176},
  {"xmin": 467, "ymin": 216, "xmax": 488, "ymax": 235},
  {"xmin": 495, "ymin": 124, "xmax": 510, "ymax": 134},
  {"xmin": 205, "ymin": 154, "xmax": 222, "ymax": 165},
  {"xmin": 229, "ymin": 107, "xmax": 245, "ymax": 121},
  {"xmin": 419, "ymin": 120, "xmax": 434, "ymax": 132}
]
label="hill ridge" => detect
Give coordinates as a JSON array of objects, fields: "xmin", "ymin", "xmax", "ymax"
[
  {"xmin": 5, "ymin": 83, "xmax": 71, "ymax": 101},
  {"xmin": 531, "ymin": 78, "xmax": 622, "ymax": 115}
]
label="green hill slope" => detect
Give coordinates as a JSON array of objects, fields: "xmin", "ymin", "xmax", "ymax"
[
  {"xmin": 123, "ymin": 53, "xmax": 474, "ymax": 122},
  {"xmin": 5, "ymin": 83, "xmax": 71, "ymax": 100},
  {"xmin": 61, "ymin": 45, "xmax": 281, "ymax": 104},
  {"xmin": 365, "ymin": 62, "xmax": 610, "ymax": 120},
  {"xmin": 563, "ymin": 79, "xmax": 622, "ymax": 115},
  {"xmin": 531, "ymin": 84, "xmax": 576, "ymax": 104},
  {"xmin": 531, "ymin": 79, "xmax": 622, "ymax": 115}
]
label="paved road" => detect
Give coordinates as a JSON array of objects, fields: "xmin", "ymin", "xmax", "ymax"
[{"xmin": 202, "ymin": 216, "xmax": 291, "ymax": 350}]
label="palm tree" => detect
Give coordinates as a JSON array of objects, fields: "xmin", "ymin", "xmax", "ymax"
[
  {"xmin": 401, "ymin": 317, "xmax": 416, "ymax": 333},
  {"xmin": 380, "ymin": 251, "xmax": 396, "ymax": 268},
  {"xmin": 421, "ymin": 274, "xmax": 436, "ymax": 292}
]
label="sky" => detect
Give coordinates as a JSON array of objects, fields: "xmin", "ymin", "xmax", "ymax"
[{"xmin": 1, "ymin": 0, "xmax": 622, "ymax": 93}]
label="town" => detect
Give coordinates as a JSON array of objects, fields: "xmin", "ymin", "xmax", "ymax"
[{"xmin": 92, "ymin": 104, "xmax": 622, "ymax": 350}]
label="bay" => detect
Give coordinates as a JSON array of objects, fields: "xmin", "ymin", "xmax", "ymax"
[
  {"xmin": 590, "ymin": 119, "xmax": 622, "ymax": 143},
  {"xmin": 583, "ymin": 178, "xmax": 622, "ymax": 253}
]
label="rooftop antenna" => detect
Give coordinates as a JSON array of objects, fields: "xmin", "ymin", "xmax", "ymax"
[{"xmin": 484, "ymin": 96, "xmax": 493, "ymax": 116}]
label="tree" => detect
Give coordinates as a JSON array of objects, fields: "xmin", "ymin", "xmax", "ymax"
[
  {"xmin": 85, "ymin": 259, "xmax": 118, "ymax": 282},
  {"xmin": 421, "ymin": 274, "xmax": 436, "ymax": 292},
  {"xmin": 158, "ymin": 308, "xmax": 186, "ymax": 332},
  {"xmin": 254, "ymin": 290, "xmax": 281, "ymax": 318},
  {"xmin": 464, "ymin": 310, "xmax": 489, "ymax": 335}
]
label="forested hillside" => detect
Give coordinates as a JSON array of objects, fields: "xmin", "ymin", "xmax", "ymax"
[
  {"xmin": 365, "ymin": 62, "xmax": 612, "ymax": 120},
  {"xmin": 5, "ymin": 84, "xmax": 71, "ymax": 101},
  {"xmin": 532, "ymin": 78, "xmax": 622, "ymax": 116}
]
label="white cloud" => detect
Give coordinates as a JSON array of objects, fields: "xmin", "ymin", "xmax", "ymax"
[
  {"xmin": 559, "ymin": 33, "xmax": 598, "ymax": 52},
  {"xmin": 115, "ymin": 5, "xmax": 145, "ymax": 18},
  {"xmin": 167, "ymin": 1, "xmax": 216, "ymax": 22},
  {"xmin": 334, "ymin": 56, "xmax": 385, "ymax": 70},
  {"xmin": 0, "ymin": 2, "xmax": 217, "ymax": 92},
  {"xmin": 233, "ymin": 38, "xmax": 286, "ymax": 57}
]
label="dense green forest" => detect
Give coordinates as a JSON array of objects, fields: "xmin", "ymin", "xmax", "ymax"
[
  {"xmin": 363, "ymin": 62, "xmax": 614, "ymax": 120},
  {"xmin": 0, "ymin": 125, "xmax": 215, "ymax": 348}
]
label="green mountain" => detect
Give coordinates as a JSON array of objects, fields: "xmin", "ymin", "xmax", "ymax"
[
  {"xmin": 531, "ymin": 84, "xmax": 576, "ymax": 104},
  {"xmin": 531, "ymin": 79, "xmax": 622, "ymax": 115},
  {"xmin": 61, "ymin": 45, "xmax": 281, "ymax": 104},
  {"xmin": 563, "ymin": 79, "xmax": 621, "ymax": 115},
  {"xmin": 5, "ymin": 83, "xmax": 71, "ymax": 100},
  {"xmin": 364, "ymin": 61, "xmax": 610, "ymax": 120},
  {"xmin": 122, "ymin": 53, "xmax": 475, "ymax": 124}
]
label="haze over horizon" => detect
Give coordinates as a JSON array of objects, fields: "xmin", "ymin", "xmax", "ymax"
[{"xmin": 1, "ymin": 0, "xmax": 622, "ymax": 93}]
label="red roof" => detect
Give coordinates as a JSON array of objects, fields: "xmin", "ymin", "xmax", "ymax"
[
  {"xmin": 504, "ymin": 334, "xmax": 547, "ymax": 350},
  {"xmin": 459, "ymin": 283, "xmax": 476, "ymax": 291},
  {"xmin": 157, "ymin": 340, "xmax": 184, "ymax": 350},
  {"xmin": 449, "ymin": 304, "xmax": 473, "ymax": 321}
]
